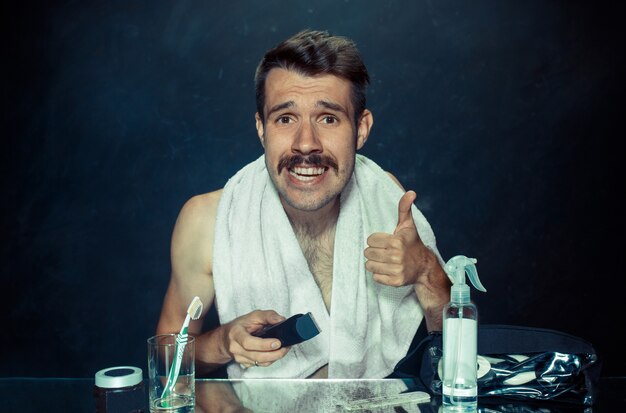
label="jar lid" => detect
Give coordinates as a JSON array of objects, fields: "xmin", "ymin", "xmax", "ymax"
[{"xmin": 95, "ymin": 366, "xmax": 143, "ymax": 388}]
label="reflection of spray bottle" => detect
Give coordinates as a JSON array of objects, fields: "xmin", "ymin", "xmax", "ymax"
[{"xmin": 442, "ymin": 255, "xmax": 487, "ymax": 412}]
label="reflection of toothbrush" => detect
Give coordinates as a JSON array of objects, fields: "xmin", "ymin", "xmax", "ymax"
[{"xmin": 161, "ymin": 296, "xmax": 203, "ymax": 401}]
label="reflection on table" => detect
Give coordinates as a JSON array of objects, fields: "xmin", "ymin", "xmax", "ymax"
[
  {"xmin": 0, "ymin": 377, "xmax": 622, "ymax": 412},
  {"xmin": 197, "ymin": 378, "xmax": 422, "ymax": 413},
  {"xmin": 194, "ymin": 377, "xmax": 623, "ymax": 413}
]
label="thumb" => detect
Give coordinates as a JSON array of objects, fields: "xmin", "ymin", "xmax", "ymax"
[{"xmin": 395, "ymin": 190, "xmax": 417, "ymax": 234}]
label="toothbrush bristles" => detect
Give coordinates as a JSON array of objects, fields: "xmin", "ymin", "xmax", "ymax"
[{"xmin": 187, "ymin": 296, "xmax": 203, "ymax": 320}]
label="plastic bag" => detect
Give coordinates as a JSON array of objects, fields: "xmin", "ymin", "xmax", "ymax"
[{"xmin": 395, "ymin": 325, "xmax": 601, "ymax": 406}]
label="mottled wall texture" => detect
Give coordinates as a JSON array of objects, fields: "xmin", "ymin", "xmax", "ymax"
[{"xmin": 3, "ymin": 1, "xmax": 624, "ymax": 377}]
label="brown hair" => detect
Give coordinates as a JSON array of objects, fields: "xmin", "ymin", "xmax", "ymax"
[{"xmin": 255, "ymin": 29, "xmax": 370, "ymax": 124}]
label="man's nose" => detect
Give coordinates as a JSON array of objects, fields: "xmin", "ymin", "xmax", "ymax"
[{"xmin": 291, "ymin": 120, "xmax": 322, "ymax": 154}]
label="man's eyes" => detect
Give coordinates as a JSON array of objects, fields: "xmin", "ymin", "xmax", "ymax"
[{"xmin": 273, "ymin": 114, "xmax": 339, "ymax": 124}]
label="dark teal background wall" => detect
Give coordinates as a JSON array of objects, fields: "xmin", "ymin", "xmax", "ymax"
[{"xmin": 2, "ymin": 1, "xmax": 624, "ymax": 377}]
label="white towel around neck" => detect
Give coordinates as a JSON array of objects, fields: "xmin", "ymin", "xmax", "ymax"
[{"xmin": 212, "ymin": 154, "xmax": 442, "ymax": 378}]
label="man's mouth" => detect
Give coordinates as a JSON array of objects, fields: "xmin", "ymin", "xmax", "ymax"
[
  {"xmin": 277, "ymin": 154, "xmax": 338, "ymax": 183},
  {"xmin": 289, "ymin": 166, "xmax": 327, "ymax": 182}
]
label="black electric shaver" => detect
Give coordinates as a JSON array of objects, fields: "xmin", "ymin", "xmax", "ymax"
[{"xmin": 253, "ymin": 312, "xmax": 321, "ymax": 347}]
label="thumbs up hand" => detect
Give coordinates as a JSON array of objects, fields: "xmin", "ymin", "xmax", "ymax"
[
  {"xmin": 364, "ymin": 191, "xmax": 431, "ymax": 287},
  {"xmin": 365, "ymin": 189, "xmax": 451, "ymax": 330}
]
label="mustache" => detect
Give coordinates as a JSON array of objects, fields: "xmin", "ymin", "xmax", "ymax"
[{"xmin": 277, "ymin": 153, "xmax": 339, "ymax": 174}]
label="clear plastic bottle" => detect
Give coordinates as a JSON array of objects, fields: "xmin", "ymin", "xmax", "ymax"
[{"xmin": 442, "ymin": 256, "xmax": 486, "ymax": 412}]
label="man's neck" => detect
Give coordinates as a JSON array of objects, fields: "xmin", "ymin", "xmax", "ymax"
[{"xmin": 282, "ymin": 197, "xmax": 340, "ymax": 238}]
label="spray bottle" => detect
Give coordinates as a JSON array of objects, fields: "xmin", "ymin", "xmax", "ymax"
[{"xmin": 442, "ymin": 255, "xmax": 487, "ymax": 411}]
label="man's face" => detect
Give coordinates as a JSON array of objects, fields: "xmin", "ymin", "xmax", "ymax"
[{"xmin": 256, "ymin": 68, "xmax": 372, "ymax": 214}]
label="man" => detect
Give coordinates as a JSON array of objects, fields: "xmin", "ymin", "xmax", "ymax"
[{"xmin": 157, "ymin": 29, "xmax": 450, "ymax": 379}]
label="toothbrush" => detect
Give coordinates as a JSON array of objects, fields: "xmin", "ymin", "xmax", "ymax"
[{"xmin": 161, "ymin": 296, "xmax": 203, "ymax": 402}]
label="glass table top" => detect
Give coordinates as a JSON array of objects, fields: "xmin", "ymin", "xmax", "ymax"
[{"xmin": 0, "ymin": 376, "xmax": 623, "ymax": 412}]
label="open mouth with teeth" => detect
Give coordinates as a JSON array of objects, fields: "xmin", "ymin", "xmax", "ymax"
[{"xmin": 288, "ymin": 166, "xmax": 328, "ymax": 182}]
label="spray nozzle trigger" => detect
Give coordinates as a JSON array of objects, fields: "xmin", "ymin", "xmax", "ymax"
[{"xmin": 444, "ymin": 255, "xmax": 487, "ymax": 292}]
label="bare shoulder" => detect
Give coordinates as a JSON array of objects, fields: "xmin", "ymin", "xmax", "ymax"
[
  {"xmin": 386, "ymin": 171, "xmax": 406, "ymax": 191},
  {"xmin": 171, "ymin": 189, "xmax": 223, "ymax": 276},
  {"xmin": 178, "ymin": 189, "xmax": 223, "ymax": 225}
]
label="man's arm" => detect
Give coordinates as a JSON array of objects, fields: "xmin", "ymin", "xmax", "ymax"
[
  {"xmin": 156, "ymin": 190, "xmax": 290, "ymax": 374},
  {"xmin": 156, "ymin": 191, "xmax": 230, "ymax": 373},
  {"xmin": 364, "ymin": 174, "xmax": 451, "ymax": 331}
]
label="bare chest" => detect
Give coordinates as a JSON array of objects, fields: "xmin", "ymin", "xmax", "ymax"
[{"xmin": 294, "ymin": 229, "xmax": 335, "ymax": 312}]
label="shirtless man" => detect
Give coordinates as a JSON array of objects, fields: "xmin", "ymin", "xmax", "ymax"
[{"xmin": 156, "ymin": 30, "xmax": 450, "ymax": 377}]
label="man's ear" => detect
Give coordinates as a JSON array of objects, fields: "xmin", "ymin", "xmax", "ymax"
[
  {"xmin": 255, "ymin": 112, "xmax": 265, "ymax": 147},
  {"xmin": 356, "ymin": 109, "xmax": 373, "ymax": 150}
]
